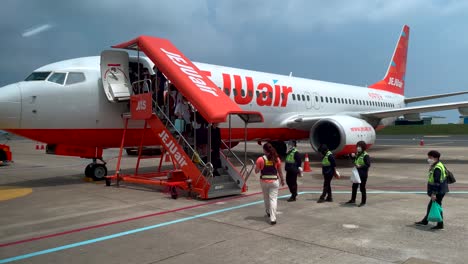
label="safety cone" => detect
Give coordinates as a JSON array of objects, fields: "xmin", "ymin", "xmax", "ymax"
[
  {"xmin": 303, "ymin": 153, "xmax": 311, "ymax": 172},
  {"xmin": 419, "ymin": 138, "xmax": 424, "ymax": 146}
]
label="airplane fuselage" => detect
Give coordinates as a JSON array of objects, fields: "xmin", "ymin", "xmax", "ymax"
[{"xmin": 1, "ymin": 56, "xmax": 403, "ymax": 152}]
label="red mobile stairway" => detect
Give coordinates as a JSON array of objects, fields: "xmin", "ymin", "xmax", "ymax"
[{"xmin": 106, "ymin": 36, "xmax": 263, "ymax": 199}]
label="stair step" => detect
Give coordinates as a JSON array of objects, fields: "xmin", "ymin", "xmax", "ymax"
[
  {"xmin": 207, "ymin": 188, "xmax": 242, "ymax": 199},
  {"xmin": 208, "ymin": 181, "xmax": 239, "ymax": 192}
]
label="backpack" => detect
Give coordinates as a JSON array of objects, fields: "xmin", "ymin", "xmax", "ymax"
[{"xmin": 444, "ymin": 166, "xmax": 456, "ymax": 184}]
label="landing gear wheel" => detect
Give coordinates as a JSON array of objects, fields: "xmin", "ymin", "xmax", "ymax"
[
  {"xmin": 170, "ymin": 186, "xmax": 178, "ymax": 199},
  {"xmin": 91, "ymin": 164, "xmax": 108, "ymax": 181},
  {"xmin": 84, "ymin": 163, "xmax": 94, "ymax": 178}
]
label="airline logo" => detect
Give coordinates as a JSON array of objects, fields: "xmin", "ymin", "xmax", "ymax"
[
  {"xmin": 388, "ymin": 77, "xmax": 403, "ymax": 88},
  {"xmin": 135, "ymin": 100, "xmax": 146, "ymax": 111},
  {"xmin": 160, "ymin": 48, "xmax": 219, "ymax": 97},
  {"xmin": 218, "ymin": 73, "xmax": 293, "ymax": 107},
  {"xmin": 158, "ymin": 130, "xmax": 188, "ymax": 167},
  {"xmin": 350, "ymin": 127, "xmax": 373, "ymax": 132}
]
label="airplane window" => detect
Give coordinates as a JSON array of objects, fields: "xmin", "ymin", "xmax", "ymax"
[
  {"xmin": 307, "ymin": 95, "xmax": 310, "ymax": 101},
  {"xmin": 292, "ymin": 94, "xmax": 296, "ymax": 100},
  {"xmin": 325, "ymin": 97, "xmax": 329, "ymax": 103},
  {"xmin": 233, "ymin": 89, "xmax": 238, "ymax": 96},
  {"xmin": 263, "ymin": 91, "xmax": 267, "ymax": 98},
  {"xmin": 256, "ymin": 91, "xmax": 260, "ymax": 97},
  {"xmin": 248, "ymin": 91, "xmax": 253, "ymax": 97},
  {"xmin": 224, "ymin": 88, "xmax": 230, "ymax": 96},
  {"xmin": 333, "ymin": 98, "xmax": 337, "ymax": 104},
  {"xmin": 281, "ymin": 93, "xmax": 284, "ymax": 99},
  {"xmin": 298, "ymin": 94, "xmax": 301, "ymax": 101},
  {"xmin": 269, "ymin": 92, "xmax": 273, "ymax": 99},
  {"xmin": 321, "ymin": 96, "xmax": 324, "ymax": 102},
  {"xmin": 241, "ymin": 89, "xmax": 245, "ymax": 96},
  {"xmin": 25, "ymin": 71, "xmax": 52, "ymax": 81},
  {"xmin": 315, "ymin": 96, "xmax": 318, "ymax": 102},
  {"xmin": 352, "ymin": 99, "xmax": 355, "ymax": 104},
  {"xmin": 47, "ymin": 72, "xmax": 66, "ymax": 85},
  {"xmin": 66, "ymin": 72, "xmax": 86, "ymax": 85},
  {"xmin": 302, "ymin": 95, "xmax": 306, "ymax": 101}
]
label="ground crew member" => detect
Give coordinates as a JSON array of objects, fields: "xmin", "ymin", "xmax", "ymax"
[
  {"xmin": 415, "ymin": 150, "xmax": 448, "ymax": 230},
  {"xmin": 285, "ymin": 140, "xmax": 302, "ymax": 202},
  {"xmin": 346, "ymin": 141, "xmax": 371, "ymax": 207},
  {"xmin": 317, "ymin": 144, "xmax": 336, "ymax": 203},
  {"xmin": 255, "ymin": 143, "xmax": 285, "ymax": 225}
]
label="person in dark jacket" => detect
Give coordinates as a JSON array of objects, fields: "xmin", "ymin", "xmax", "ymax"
[
  {"xmin": 317, "ymin": 144, "xmax": 336, "ymax": 203},
  {"xmin": 415, "ymin": 150, "xmax": 449, "ymax": 230},
  {"xmin": 346, "ymin": 141, "xmax": 371, "ymax": 207},
  {"xmin": 285, "ymin": 140, "xmax": 302, "ymax": 202}
]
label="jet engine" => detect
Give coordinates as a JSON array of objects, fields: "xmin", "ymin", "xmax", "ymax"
[{"xmin": 309, "ymin": 116, "xmax": 376, "ymax": 154}]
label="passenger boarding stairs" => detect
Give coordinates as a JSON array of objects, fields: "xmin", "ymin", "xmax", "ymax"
[{"xmin": 110, "ymin": 93, "xmax": 255, "ymax": 199}]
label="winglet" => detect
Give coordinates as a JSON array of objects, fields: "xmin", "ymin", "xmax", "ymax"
[{"xmin": 369, "ymin": 25, "xmax": 409, "ymax": 96}]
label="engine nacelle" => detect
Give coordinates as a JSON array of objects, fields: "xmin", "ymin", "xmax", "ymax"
[{"xmin": 309, "ymin": 116, "xmax": 376, "ymax": 155}]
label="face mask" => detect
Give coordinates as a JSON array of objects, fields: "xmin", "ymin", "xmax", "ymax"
[
  {"xmin": 427, "ymin": 158, "xmax": 434, "ymax": 164},
  {"xmin": 357, "ymin": 147, "xmax": 362, "ymax": 152}
]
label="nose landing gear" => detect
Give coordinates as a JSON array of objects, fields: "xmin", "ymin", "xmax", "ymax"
[{"xmin": 84, "ymin": 158, "xmax": 108, "ymax": 181}]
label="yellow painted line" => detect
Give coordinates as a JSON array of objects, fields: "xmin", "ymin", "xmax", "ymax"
[{"xmin": 0, "ymin": 186, "xmax": 32, "ymax": 201}]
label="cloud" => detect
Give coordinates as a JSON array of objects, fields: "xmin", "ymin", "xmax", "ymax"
[{"xmin": 21, "ymin": 24, "xmax": 53, "ymax": 37}]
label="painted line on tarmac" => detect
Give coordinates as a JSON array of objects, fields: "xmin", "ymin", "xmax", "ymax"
[
  {"xmin": 2, "ymin": 190, "xmax": 468, "ymax": 263},
  {"xmin": 0, "ymin": 189, "xmax": 272, "ymax": 248},
  {"xmin": 0, "ymin": 186, "xmax": 32, "ymax": 201}
]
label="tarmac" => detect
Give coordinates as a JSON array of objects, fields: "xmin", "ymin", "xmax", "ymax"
[{"xmin": 0, "ymin": 135, "xmax": 467, "ymax": 264}]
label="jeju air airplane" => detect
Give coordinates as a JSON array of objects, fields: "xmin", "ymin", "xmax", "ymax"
[{"xmin": 1, "ymin": 25, "xmax": 468, "ymax": 180}]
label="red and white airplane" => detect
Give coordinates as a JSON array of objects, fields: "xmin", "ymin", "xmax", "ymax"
[{"xmin": 1, "ymin": 25, "xmax": 467, "ymax": 177}]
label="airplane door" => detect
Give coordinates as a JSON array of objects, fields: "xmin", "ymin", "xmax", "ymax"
[
  {"xmin": 304, "ymin": 91, "xmax": 313, "ymax": 109},
  {"xmin": 100, "ymin": 50, "xmax": 131, "ymax": 102},
  {"xmin": 313, "ymin": 92, "xmax": 321, "ymax": 110}
]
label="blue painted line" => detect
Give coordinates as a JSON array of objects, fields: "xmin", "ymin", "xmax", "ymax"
[
  {"xmin": 2, "ymin": 190, "xmax": 468, "ymax": 263},
  {"xmin": 0, "ymin": 198, "xmax": 266, "ymax": 263}
]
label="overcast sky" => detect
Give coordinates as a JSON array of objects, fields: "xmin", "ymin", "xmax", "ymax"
[{"xmin": 1, "ymin": 0, "xmax": 468, "ymax": 122}]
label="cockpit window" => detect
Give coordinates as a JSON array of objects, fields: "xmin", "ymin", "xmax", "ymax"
[
  {"xmin": 47, "ymin": 72, "xmax": 67, "ymax": 85},
  {"xmin": 66, "ymin": 72, "xmax": 86, "ymax": 85},
  {"xmin": 25, "ymin": 71, "xmax": 51, "ymax": 81}
]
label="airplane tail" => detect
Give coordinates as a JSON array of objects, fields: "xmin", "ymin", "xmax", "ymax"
[{"xmin": 369, "ymin": 25, "xmax": 409, "ymax": 96}]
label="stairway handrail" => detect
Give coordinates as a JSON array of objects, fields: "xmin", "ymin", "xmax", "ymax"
[{"xmin": 242, "ymin": 159, "xmax": 256, "ymax": 185}]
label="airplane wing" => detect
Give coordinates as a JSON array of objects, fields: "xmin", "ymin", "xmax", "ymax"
[
  {"xmin": 404, "ymin": 91, "xmax": 468, "ymax": 103},
  {"xmin": 360, "ymin": 101, "xmax": 468, "ymax": 119},
  {"xmin": 112, "ymin": 36, "xmax": 263, "ymax": 124},
  {"xmin": 284, "ymin": 114, "xmax": 332, "ymax": 129}
]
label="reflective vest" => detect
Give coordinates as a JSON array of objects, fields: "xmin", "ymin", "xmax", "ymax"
[
  {"xmin": 261, "ymin": 155, "xmax": 278, "ymax": 179},
  {"xmin": 428, "ymin": 161, "xmax": 446, "ymax": 184},
  {"xmin": 285, "ymin": 148, "xmax": 297, "ymax": 163},
  {"xmin": 354, "ymin": 151, "xmax": 368, "ymax": 166},
  {"xmin": 322, "ymin": 151, "xmax": 332, "ymax": 166}
]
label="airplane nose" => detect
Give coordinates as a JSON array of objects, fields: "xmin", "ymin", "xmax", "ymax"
[{"xmin": 0, "ymin": 83, "xmax": 21, "ymax": 129}]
